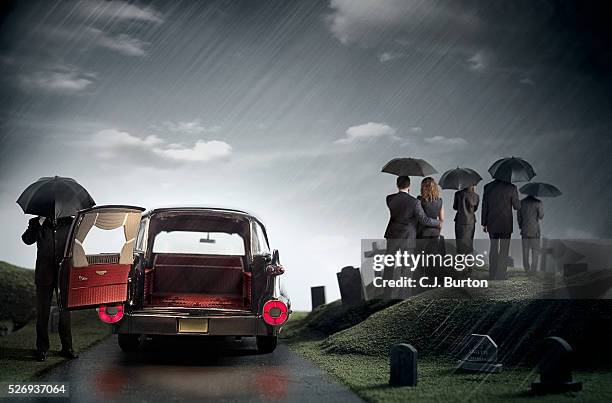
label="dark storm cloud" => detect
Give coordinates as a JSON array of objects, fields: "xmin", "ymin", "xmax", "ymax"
[{"xmin": 327, "ymin": 1, "xmax": 612, "ymax": 84}]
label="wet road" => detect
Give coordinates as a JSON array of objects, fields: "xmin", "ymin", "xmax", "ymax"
[{"xmin": 30, "ymin": 336, "xmax": 363, "ymax": 402}]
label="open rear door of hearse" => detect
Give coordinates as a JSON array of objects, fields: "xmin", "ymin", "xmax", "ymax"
[{"xmin": 59, "ymin": 205, "xmax": 145, "ymax": 310}]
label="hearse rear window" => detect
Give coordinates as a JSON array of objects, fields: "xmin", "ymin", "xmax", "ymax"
[{"xmin": 152, "ymin": 231, "xmax": 245, "ymax": 255}]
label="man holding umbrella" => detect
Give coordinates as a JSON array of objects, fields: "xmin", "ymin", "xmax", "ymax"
[
  {"xmin": 18, "ymin": 176, "xmax": 95, "ymax": 362},
  {"xmin": 381, "ymin": 158, "xmax": 442, "ymax": 251},
  {"xmin": 482, "ymin": 158, "xmax": 534, "ymax": 280}
]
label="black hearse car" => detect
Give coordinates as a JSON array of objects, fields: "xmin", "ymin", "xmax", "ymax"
[{"xmin": 58, "ymin": 206, "xmax": 290, "ymax": 353}]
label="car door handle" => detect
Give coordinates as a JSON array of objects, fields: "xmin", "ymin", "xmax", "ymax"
[
  {"xmin": 96, "ymin": 270, "xmax": 107, "ymax": 276},
  {"xmin": 78, "ymin": 275, "xmax": 88, "ymax": 281}
]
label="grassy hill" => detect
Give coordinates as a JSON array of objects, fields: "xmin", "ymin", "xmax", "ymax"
[
  {"xmin": 282, "ymin": 299, "xmax": 399, "ymax": 340},
  {"xmin": 286, "ymin": 269, "xmax": 612, "ymax": 368},
  {"xmin": 0, "ymin": 261, "xmax": 36, "ymax": 333}
]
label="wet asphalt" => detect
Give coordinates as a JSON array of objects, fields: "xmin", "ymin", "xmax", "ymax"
[{"xmin": 28, "ymin": 335, "xmax": 363, "ymax": 402}]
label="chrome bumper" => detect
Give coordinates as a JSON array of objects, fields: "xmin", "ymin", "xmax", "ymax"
[{"xmin": 113, "ymin": 312, "xmax": 278, "ymax": 336}]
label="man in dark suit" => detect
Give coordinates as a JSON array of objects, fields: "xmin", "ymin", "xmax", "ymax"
[
  {"xmin": 453, "ymin": 186, "xmax": 479, "ymax": 254},
  {"xmin": 481, "ymin": 179, "xmax": 520, "ymax": 280},
  {"xmin": 384, "ymin": 176, "xmax": 442, "ymax": 251},
  {"xmin": 383, "ymin": 176, "xmax": 441, "ymax": 297},
  {"xmin": 517, "ymin": 195, "xmax": 544, "ymax": 273},
  {"xmin": 22, "ymin": 216, "xmax": 77, "ymax": 362}
]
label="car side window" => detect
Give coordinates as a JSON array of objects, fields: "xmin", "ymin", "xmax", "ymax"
[
  {"xmin": 134, "ymin": 218, "xmax": 148, "ymax": 252},
  {"xmin": 251, "ymin": 221, "xmax": 270, "ymax": 255}
]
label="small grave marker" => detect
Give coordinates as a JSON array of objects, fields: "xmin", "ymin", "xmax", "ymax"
[
  {"xmin": 389, "ymin": 343, "xmax": 417, "ymax": 387},
  {"xmin": 456, "ymin": 334, "xmax": 502, "ymax": 373},
  {"xmin": 337, "ymin": 266, "xmax": 365, "ymax": 306},
  {"xmin": 310, "ymin": 286, "xmax": 326, "ymax": 310},
  {"xmin": 531, "ymin": 337, "xmax": 582, "ymax": 394}
]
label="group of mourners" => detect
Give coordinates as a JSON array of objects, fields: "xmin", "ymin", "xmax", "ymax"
[{"xmin": 384, "ymin": 174, "xmax": 544, "ymax": 280}]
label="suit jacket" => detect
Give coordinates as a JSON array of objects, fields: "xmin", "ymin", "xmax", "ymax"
[
  {"xmin": 384, "ymin": 192, "xmax": 440, "ymax": 240},
  {"xmin": 22, "ymin": 217, "xmax": 73, "ymax": 287},
  {"xmin": 417, "ymin": 196, "xmax": 443, "ymax": 237},
  {"xmin": 453, "ymin": 188, "xmax": 479, "ymax": 225},
  {"xmin": 481, "ymin": 180, "xmax": 520, "ymax": 235},
  {"xmin": 517, "ymin": 196, "xmax": 544, "ymax": 238}
]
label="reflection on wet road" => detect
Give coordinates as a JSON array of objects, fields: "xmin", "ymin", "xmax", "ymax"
[{"xmin": 32, "ymin": 336, "xmax": 363, "ymax": 402}]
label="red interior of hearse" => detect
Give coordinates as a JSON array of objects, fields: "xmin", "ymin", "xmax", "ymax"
[
  {"xmin": 143, "ymin": 253, "xmax": 251, "ymax": 310},
  {"xmin": 142, "ymin": 211, "xmax": 253, "ymax": 311},
  {"xmin": 65, "ymin": 207, "xmax": 253, "ymax": 312}
]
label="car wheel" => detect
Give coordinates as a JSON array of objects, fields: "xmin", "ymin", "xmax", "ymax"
[
  {"xmin": 256, "ymin": 335, "xmax": 277, "ymax": 354},
  {"xmin": 118, "ymin": 334, "xmax": 141, "ymax": 352}
]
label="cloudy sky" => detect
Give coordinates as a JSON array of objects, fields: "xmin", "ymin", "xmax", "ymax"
[{"xmin": 1, "ymin": 0, "xmax": 612, "ymax": 309}]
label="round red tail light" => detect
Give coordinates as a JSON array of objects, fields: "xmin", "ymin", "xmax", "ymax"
[
  {"xmin": 98, "ymin": 305, "xmax": 124, "ymax": 323},
  {"xmin": 262, "ymin": 300, "xmax": 288, "ymax": 326}
]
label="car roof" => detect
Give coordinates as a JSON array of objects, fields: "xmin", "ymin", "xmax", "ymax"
[{"xmin": 142, "ymin": 206, "xmax": 264, "ymax": 224}]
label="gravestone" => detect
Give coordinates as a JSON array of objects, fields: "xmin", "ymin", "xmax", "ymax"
[
  {"xmin": 336, "ymin": 266, "xmax": 365, "ymax": 306},
  {"xmin": 310, "ymin": 286, "xmax": 326, "ymax": 310},
  {"xmin": 389, "ymin": 343, "xmax": 417, "ymax": 386},
  {"xmin": 531, "ymin": 337, "xmax": 582, "ymax": 394},
  {"xmin": 49, "ymin": 306, "xmax": 59, "ymax": 333},
  {"xmin": 563, "ymin": 263, "xmax": 588, "ymax": 278},
  {"xmin": 456, "ymin": 334, "xmax": 502, "ymax": 373}
]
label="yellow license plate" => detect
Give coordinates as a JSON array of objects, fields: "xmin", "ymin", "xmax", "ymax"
[{"xmin": 178, "ymin": 318, "xmax": 209, "ymax": 333}]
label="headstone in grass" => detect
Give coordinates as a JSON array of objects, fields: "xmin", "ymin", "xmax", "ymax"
[
  {"xmin": 337, "ymin": 266, "xmax": 365, "ymax": 306},
  {"xmin": 389, "ymin": 343, "xmax": 417, "ymax": 386},
  {"xmin": 310, "ymin": 286, "xmax": 326, "ymax": 310},
  {"xmin": 531, "ymin": 337, "xmax": 582, "ymax": 394},
  {"xmin": 456, "ymin": 334, "xmax": 502, "ymax": 373}
]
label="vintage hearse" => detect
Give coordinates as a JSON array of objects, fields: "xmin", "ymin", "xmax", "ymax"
[{"xmin": 58, "ymin": 205, "xmax": 290, "ymax": 353}]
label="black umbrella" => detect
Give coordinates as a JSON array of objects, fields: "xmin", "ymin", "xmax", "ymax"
[
  {"xmin": 382, "ymin": 158, "xmax": 437, "ymax": 176},
  {"xmin": 17, "ymin": 176, "xmax": 95, "ymax": 219},
  {"xmin": 488, "ymin": 157, "xmax": 536, "ymax": 183},
  {"xmin": 439, "ymin": 167, "xmax": 482, "ymax": 190},
  {"xmin": 519, "ymin": 182, "xmax": 562, "ymax": 198}
]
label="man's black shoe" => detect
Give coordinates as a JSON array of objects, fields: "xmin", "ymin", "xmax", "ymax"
[
  {"xmin": 59, "ymin": 349, "xmax": 78, "ymax": 359},
  {"xmin": 35, "ymin": 351, "xmax": 48, "ymax": 362}
]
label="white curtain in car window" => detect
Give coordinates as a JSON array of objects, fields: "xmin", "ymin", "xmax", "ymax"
[
  {"xmin": 72, "ymin": 213, "xmax": 96, "ymax": 267},
  {"xmin": 72, "ymin": 210, "xmax": 141, "ymax": 267},
  {"xmin": 94, "ymin": 212, "xmax": 128, "ymax": 230},
  {"xmin": 120, "ymin": 213, "xmax": 141, "ymax": 264}
]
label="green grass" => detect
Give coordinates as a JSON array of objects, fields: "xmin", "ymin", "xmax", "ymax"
[
  {"xmin": 0, "ymin": 261, "xmax": 112, "ymax": 381},
  {"xmin": 282, "ymin": 270, "xmax": 612, "ymax": 402},
  {"xmin": 0, "ymin": 309, "xmax": 111, "ymax": 381},
  {"xmin": 289, "ymin": 339, "xmax": 612, "ymax": 403},
  {"xmin": 282, "ymin": 299, "xmax": 399, "ymax": 342}
]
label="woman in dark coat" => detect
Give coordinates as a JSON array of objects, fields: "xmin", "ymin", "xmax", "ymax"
[
  {"xmin": 417, "ymin": 177, "xmax": 445, "ymax": 240},
  {"xmin": 417, "ymin": 177, "xmax": 446, "ymax": 256},
  {"xmin": 453, "ymin": 185, "xmax": 479, "ymax": 254},
  {"xmin": 416, "ymin": 177, "xmax": 446, "ymax": 281}
]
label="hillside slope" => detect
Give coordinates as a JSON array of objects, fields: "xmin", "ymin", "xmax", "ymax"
[
  {"xmin": 0, "ymin": 261, "xmax": 36, "ymax": 333},
  {"xmin": 321, "ymin": 271, "xmax": 612, "ymax": 367}
]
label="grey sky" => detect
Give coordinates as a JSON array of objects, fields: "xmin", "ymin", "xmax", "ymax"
[{"xmin": 1, "ymin": 0, "xmax": 612, "ymax": 309}]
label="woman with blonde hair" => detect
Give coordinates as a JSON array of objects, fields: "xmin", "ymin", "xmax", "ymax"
[{"xmin": 417, "ymin": 177, "xmax": 445, "ymax": 239}]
